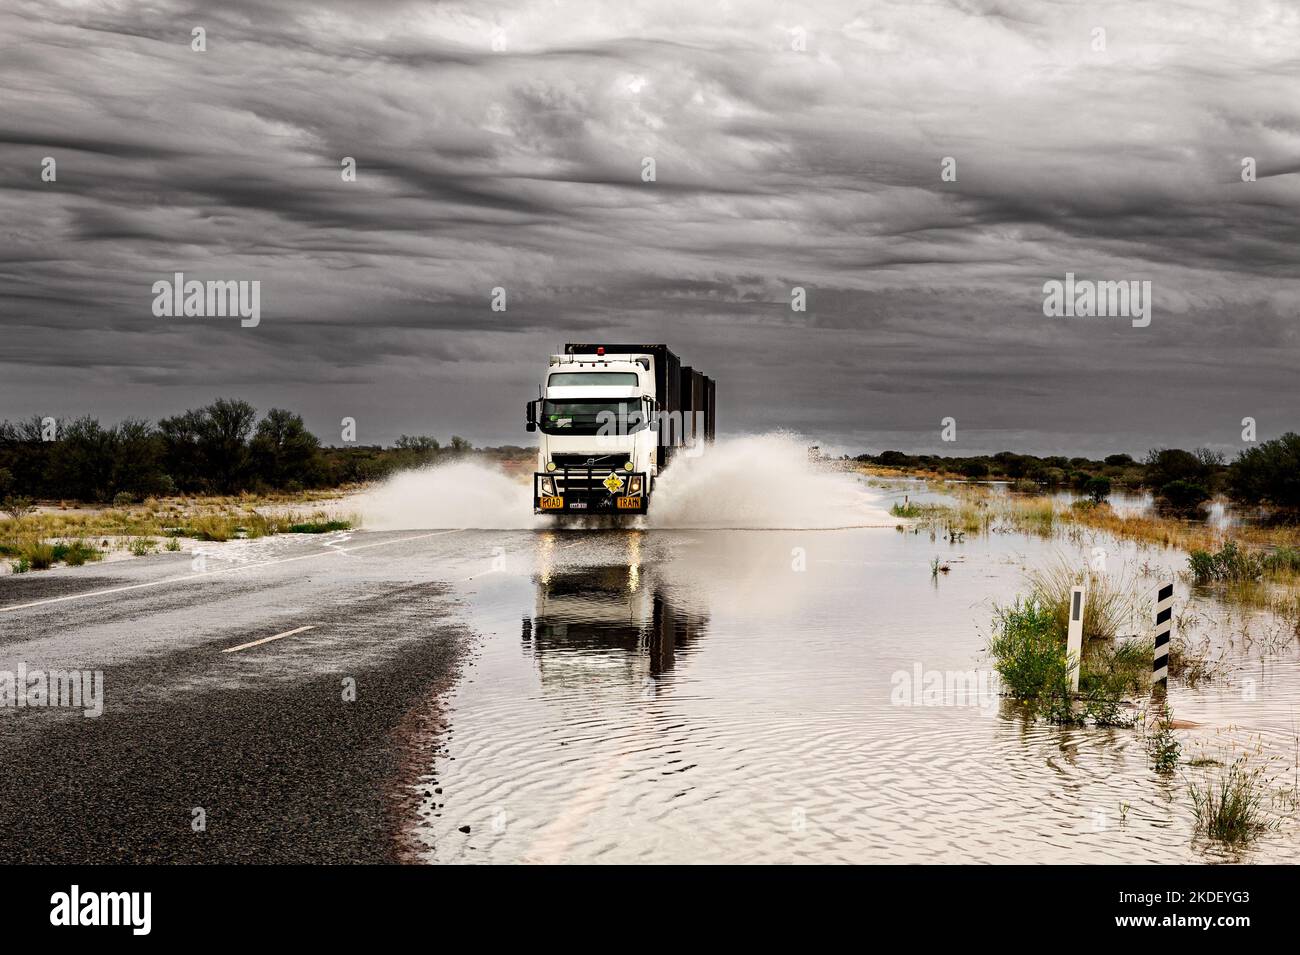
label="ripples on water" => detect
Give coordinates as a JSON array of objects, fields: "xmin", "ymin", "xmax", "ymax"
[{"xmin": 396, "ymin": 477, "xmax": 1300, "ymax": 864}]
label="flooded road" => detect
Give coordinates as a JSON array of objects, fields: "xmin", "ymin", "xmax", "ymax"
[
  {"xmin": 401, "ymin": 497, "xmax": 1300, "ymax": 864},
  {"xmin": 3, "ymin": 447, "xmax": 1296, "ymax": 864}
]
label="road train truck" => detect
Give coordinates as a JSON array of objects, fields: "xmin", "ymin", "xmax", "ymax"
[{"xmin": 525, "ymin": 343, "xmax": 715, "ymax": 514}]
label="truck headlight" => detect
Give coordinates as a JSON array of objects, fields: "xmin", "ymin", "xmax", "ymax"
[
  {"xmin": 628, "ymin": 475, "xmax": 643, "ymax": 495},
  {"xmin": 623, "ymin": 460, "xmax": 633, "ymax": 471},
  {"xmin": 540, "ymin": 476, "xmax": 557, "ymax": 496},
  {"xmin": 546, "ymin": 461, "xmax": 557, "ymax": 472}
]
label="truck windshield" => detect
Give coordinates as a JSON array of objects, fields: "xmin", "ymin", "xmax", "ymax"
[
  {"xmin": 547, "ymin": 372, "xmax": 638, "ymax": 386},
  {"xmin": 540, "ymin": 399, "xmax": 649, "ymax": 436}
]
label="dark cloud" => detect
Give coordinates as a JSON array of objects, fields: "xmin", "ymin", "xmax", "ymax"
[{"xmin": 1, "ymin": 0, "xmax": 1298, "ymax": 455}]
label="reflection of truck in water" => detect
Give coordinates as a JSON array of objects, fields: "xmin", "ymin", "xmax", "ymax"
[
  {"xmin": 522, "ymin": 565, "xmax": 707, "ymax": 684},
  {"xmin": 525, "ymin": 343, "xmax": 715, "ymax": 515}
]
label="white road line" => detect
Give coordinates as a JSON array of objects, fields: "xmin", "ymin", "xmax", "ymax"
[
  {"xmin": 222, "ymin": 624, "xmax": 316, "ymax": 654},
  {"xmin": 0, "ymin": 529, "xmax": 464, "ymax": 614}
]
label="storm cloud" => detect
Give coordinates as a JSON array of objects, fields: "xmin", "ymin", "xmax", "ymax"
[{"xmin": 2, "ymin": 0, "xmax": 1299, "ymax": 454}]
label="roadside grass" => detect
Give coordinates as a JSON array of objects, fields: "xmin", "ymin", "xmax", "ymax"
[
  {"xmin": 1, "ymin": 498, "xmax": 354, "ymax": 572},
  {"xmin": 54, "ymin": 540, "xmax": 102, "ymax": 566},
  {"xmin": 287, "ymin": 519, "xmax": 351, "ymax": 534},
  {"xmin": 128, "ymin": 537, "xmax": 158, "ymax": 557}
]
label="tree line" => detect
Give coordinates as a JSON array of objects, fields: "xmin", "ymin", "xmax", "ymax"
[
  {"xmin": 0, "ymin": 399, "xmax": 528, "ymax": 504},
  {"xmin": 855, "ymin": 435, "xmax": 1300, "ymax": 510}
]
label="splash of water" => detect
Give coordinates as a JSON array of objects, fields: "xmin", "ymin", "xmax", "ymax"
[
  {"xmin": 647, "ymin": 433, "xmax": 891, "ymax": 529},
  {"xmin": 356, "ymin": 460, "xmax": 538, "ymax": 530},
  {"xmin": 355, "ymin": 435, "xmax": 889, "ymax": 531}
]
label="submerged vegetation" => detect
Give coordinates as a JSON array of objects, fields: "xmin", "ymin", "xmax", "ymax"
[
  {"xmin": 1188, "ymin": 757, "xmax": 1277, "ymax": 844},
  {"xmin": 988, "ymin": 565, "xmax": 1150, "ymax": 728},
  {"xmin": 892, "ymin": 476, "xmax": 1300, "ymax": 641},
  {"xmin": 1144, "ymin": 706, "xmax": 1181, "ymax": 774}
]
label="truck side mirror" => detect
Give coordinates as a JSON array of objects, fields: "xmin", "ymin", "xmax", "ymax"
[{"xmin": 525, "ymin": 400, "xmax": 537, "ymax": 433}]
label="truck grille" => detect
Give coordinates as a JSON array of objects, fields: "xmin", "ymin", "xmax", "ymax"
[
  {"xmin": 555, "ymin": 469, "xmax": 610, "ymax": 494},
  {"xmin": 551, "ymin": 453, "xmax": 625, "ymax": 470}
]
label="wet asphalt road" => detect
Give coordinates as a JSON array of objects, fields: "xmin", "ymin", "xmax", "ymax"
[{"xmin": 0, "ymin": 531, "xmax": 474, "ymax": 863}]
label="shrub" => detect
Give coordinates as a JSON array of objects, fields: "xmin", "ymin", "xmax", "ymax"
[
  {"xmin": 128, "ymin": 537, "xmax": 157, "ymax": 556},
  {"xmin": 876, "ymin": 450, "xmax": 914, "ymax": 468},
  {"xmin": 1187, "ymin": 541, "xmax": 1262, "ymax": 584},
  {"xmin": 1144, "ymin": 448, "xmax": 1212, "ymax": 490},
  {"xmin": 1158, "ymin": 480, "xmax": 1210, "ymax": 514},
  {"xmin": 184, "ymin": 514, "xmax": 238, "ymax": 542},
  {"xmin": 3, "ymin": 496, "xmax": 36, "ymax": 520},
  {"xmin": 62, "ymin": 540, "xmax": 102, "ymax": 566},
  {"xmin": 1084, "ymin": 475, "xmax": 1111, "ymax": 504},
  {"xmin": 22, "ymin": 540, "xmax": 56, "ymax": 570},
  {"xmin": 989, "ymin": 598, "xmax": 1070, "ymax": 700},
  {"xmin": 1227, "ymin": 432, "xmax": 1300, "ymax": 507},
  {"xmin": 1262, "ymin": 546, "xmax": 1300, "ymax": 577}
]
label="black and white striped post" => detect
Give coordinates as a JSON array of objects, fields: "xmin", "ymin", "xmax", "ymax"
[{"xmin": 1152, "ymin": 581, "xmax": 1174, "ymax": 693}]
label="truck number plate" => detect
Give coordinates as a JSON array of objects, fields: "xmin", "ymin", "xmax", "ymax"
[
  {"xmin": 568, "ymin": 501, "xmax": 587, "ymax": 509},
  {"xmin": 540, "ymin": 496, "xmax": 564, "ymax": 509},
  {"xmin": 616, "ymin": 497, "xmax": 642, "ymax": 509}
]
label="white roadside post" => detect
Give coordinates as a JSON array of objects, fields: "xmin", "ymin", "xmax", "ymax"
[
  {"xmin": 1066, "ymin": 585, "xmax": 1086, "ymax": 694},
  {"xmin": 1152, "ymin": 581, "xmax": 1174, "ymax": 694}
]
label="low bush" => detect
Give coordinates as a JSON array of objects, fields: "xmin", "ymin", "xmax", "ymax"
[
  {"xmin": 56, "ymin": 540, "xmax": 102, "ymax": 566},
  {"xmin": 1188, "ymin": 541, "xmax": 1262, "ymax": 584},
  {"xmin": 128, "ymin": 538, "xmax": 157, "ymax": 556},
  {"xmin": 989, "ymin": 598, "xmax": 1070, "ymax": 700},
  {"xmin": 1158, "ymin": 480, "xmax": 1210, "ymax": 514}
]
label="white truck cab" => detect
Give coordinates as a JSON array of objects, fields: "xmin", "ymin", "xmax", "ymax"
[{"xmin": 525, "ymin": 343, "xmax": 714, "ymax": 515}]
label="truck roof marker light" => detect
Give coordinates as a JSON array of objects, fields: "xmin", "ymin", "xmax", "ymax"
[{"xmin": 596, "ymin": 347, "xmax": 605, "ymax": 356}]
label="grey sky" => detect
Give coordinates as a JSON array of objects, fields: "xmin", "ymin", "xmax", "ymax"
[{"xmin": 2, "ymin": 0, "xmax": 1298, "ymax": 456}]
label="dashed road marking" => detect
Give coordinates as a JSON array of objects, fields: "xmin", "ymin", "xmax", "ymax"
[
  {"xmin": 222, "ymin": 624, "xmax": 316, "ymax": 654},
  {"xmin": 0, "ymin": 529, "xmax": 464, "ymax": 614}
]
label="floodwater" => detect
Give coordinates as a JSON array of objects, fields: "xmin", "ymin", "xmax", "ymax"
[{"xmin": 369, "ymin": 444, "xmax": 1300, "ymax": 864}]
